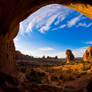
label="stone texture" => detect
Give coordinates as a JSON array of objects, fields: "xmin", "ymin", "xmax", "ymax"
[
  {"xmin": 65, "ymin": 49, "xmax": 75, "ymax": 63},
  {"xmin": 0, "ymin": 0, "xmax": 92, "ymax": 75},
  {"xmin": 83, "ymin": 46, "xmax": 92, "ymax": 61},
  {"xmin": 0, "ymin": 40, "xmax": 16, "ymax": 75}
]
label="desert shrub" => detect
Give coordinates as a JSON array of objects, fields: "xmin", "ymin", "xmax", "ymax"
[
  {"xmin": 43, "ymin": 64, "xmax": 55, "ymax": 67},
  {"xmin": 82, "ymin": 64, "xmax": 91, "ymax": 71},
  {"xmin": 55, "ymin": 56, "xmax": 58, "ymax": 59},
  {"xmin": 59, "ymin": 71, "xmax": 75, "ymax": 82},
  {"xmin": 61, "ymin": 76, "xmax": 75, "ymax": 81},
  {"xmin": 79, "ymin": 71, "xmax": 87, "ymax": 76},
  {"xmin": 76, "ymin": 74, "xmax": 81, "ymax": 78},
  {"xmin": 17, "ymin": 66, "xmax": 26, "ymax": 73},
  {"xmin": 61, "ymin": 62, "xmax": 66, "ymax": 65},
  {"xmin": 88, "ymin": 61, "xmax": 92, "ymax": 65},
  {"xmin": 26, "ymin": 69, "xmax": 48, "ymax": 83},
  {"xmin": 20, "ymin": 67, "xmax": 26, "ymax": 73},
  {"xmin": 80, "ymin": 60, "xmax": 85, "ymax": 64},
  {"xmin": 51, "ymin": 76, "xmax": 58, "ymax": 81}
]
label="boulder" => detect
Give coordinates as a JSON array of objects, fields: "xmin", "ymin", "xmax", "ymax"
[
  {"xmin": 65, "ymin": 49, "xmax": 75, "ymax": 63},
  {"xmin": 83, "ymin": 46, "xmax": 92, "ymax": 61}
]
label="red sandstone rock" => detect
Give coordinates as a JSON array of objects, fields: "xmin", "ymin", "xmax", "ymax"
[
  {"xmin": 65, "ymin": 49, "xmax": 75, "ymax": 63},
  {"xmin": 83, "ymin": 46, "xmax": 92, "ymax": 61},
  {"xmin": 15, "ymin": 51, "xmax": 23, "ymax": 60}
]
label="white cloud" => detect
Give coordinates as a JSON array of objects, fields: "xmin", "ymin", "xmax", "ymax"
[
  {"xmin": 19, "ymin": 47, "xmax": 87, "ymax": 58},
  {"xmin": 87, "ymin": 23, "xmax": 92, "ymax": 27},
  {"xmin": 47, "ymin": 47, "xmax": 87, "ymax": 58},
  {"xmin": 60, "ymin": 24, "xmax": 66, "ymax": 28},
  {"xmin": 85, "ymin": 41, "xmax": 92, "ymax": 44},
  {"xmin": 14, "ymin": 42, "xmax": 22, "ymax": 50},
  {"xmin": 39, "ymin": 14, "xmax": 58, "ymax": 33},
  {"xmin": 54, "ymin": 15, "xmax": 65, "ymax": 25},
  {"xmin": 39, "ymin": 47, "xmax": 55, "ymax": 51},
  {"xmin": 19, "ymin": 4, "xmax": 72, "ymax": 34},
  {"xmin": 67, "ymin": 14, "xmax": 82, "ymax": 27},
  {"xmin": 77, "ymin": 22, "xmax": 92, "ymax": 28},
  {"xmin": 14, "ymin": 37, "xmax": 19, "ymax": 41},
  {"xmin": 19, "ymin": 22, "xmax": 25, "ymax": 35},
  {"xmin": 72, "ymin": 47, "xmax": 87, "ymax": 57},
  {"xmin": 18, "ymin": 4, "xmax": 92, "ymax": 35}
]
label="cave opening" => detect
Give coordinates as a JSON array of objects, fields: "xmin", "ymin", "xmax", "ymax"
[
  {"xmin": 0, "ymin": 0, "xmax": 92, "ymax": 91},
  {"xmin": 13, "ymin": 4, "xmax": 92, "ymax": 90}
]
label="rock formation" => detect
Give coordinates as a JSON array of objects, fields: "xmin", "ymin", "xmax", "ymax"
[
  {"xmin": 15, "ymin": 50, "xmax": 33, "ymax": 61},
  {"xmin": 83, "ymin": 46, "xmax": 92, "ymax": 62},
  {"xmin": 0, "ymin": 0, "xmax": 92, "ymax": 75},
  {"xmin": 65, "ymin": 49, "xmax": 75, "ymax": 63},
  {"xmin": 15, "ymin": 51, "xmax": 23, "ymax": 60}
]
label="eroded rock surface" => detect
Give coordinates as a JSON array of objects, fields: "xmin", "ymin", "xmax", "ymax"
[
  {"xmin": 83, "ymin": 46, "xmax": 92, "ymax": 62},
  {"xmin": 65, "ymin": 49, "xmax": 75, "ymax": 63},
  {"xmin": 0, "ymin": 40, "xmax": 16, "ymax": 75}
]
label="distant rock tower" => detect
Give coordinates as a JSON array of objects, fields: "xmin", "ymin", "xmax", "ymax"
[
  {"xmin": 65, "ymin": 49, "xmax": 75, "ymax": 63},
  {"xmin": 83, "ymin": 46, "xmax": 92, "ymax": 62}
]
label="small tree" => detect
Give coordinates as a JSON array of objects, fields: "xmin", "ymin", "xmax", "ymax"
[
  {"xmin": 47, "ymin": 56, "xmax": 50, "ymax": 59},
  {"xmin": 42, "ymin": 56, "xmax": 45, "ymax": 59},
  {"xmin": 55, "ymin": 56, "xmax": 58, "ymax": 59}
]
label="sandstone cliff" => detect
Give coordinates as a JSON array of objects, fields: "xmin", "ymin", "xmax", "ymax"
[{"xmin": 83, "ymin": 46, "xmax": 92, "ymax": 62}]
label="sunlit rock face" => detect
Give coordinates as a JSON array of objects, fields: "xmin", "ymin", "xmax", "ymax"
[
  {"xmin": 65, "ymin": 49, "xmax": 75, "ymax": 63},
  {"xmin": 83, "ymin": 46, "xmax": 92, "ymax": 62},
  {"xmin": 0, "ymin": 0, "xmax": 92, "ymax": 75}
]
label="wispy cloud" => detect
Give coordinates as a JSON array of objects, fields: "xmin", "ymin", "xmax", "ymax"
[
  {"xmin": 19, "ymin": 4, "xmax": 72, "ymax": 34},
  {"xmin": 19, "ymin": 4, "xmax": 92, "ymax": 35},
  {"xmin": 39, "ymin": 14, "xmax": 58, "ymax": 33},
  {"xmin": 72, "ymin": 47, "xmax": 87, "ymax": 57},
  {"xmin": 77, "ymin": 22, "xmax": 92, "ymax": 28},
  {"xmin": 54, "ymin": 15, "xmax": 65, "ymax": 25},
  {"xmin": 39, "ymin": 47, "xmax": 55, "ymax": 51},
  {"xmin": 67, "ymin": 14, "xmax": 82, "ymax": 27},
  {"xmin": 85, "ymin": 41, "xmax": 92, "ymax": 44},
  {"xmin": 60, "ymin": 24, "xmax": 66, "ymax": 28}
]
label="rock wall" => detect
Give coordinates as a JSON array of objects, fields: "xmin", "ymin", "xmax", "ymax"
[
  {"xmin": 0, "ymin": 0, "xmax": 92, "ymax": 75},
  {"xmin": 0, "ymin": 40, "xmax": 16, "ymax": 75},
  {"xmin": 83, "ymin": 46, "xmax": 92, "ymax": 62}
]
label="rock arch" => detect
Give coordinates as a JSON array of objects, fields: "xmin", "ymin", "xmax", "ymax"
[{"xmin": 0, "ymin": 0, "xmax": 92, "ymax": 75}]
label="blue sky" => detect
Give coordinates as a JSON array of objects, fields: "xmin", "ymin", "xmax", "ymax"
[{"xmin": 14, "ymin": 4, "xmax": 92, "ymax": 58}]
